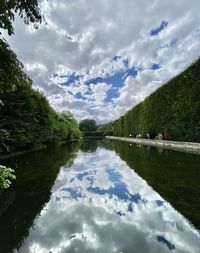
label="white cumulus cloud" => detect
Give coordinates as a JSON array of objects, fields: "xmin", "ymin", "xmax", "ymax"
[{"xmin": 2, "ymin": 0, "xmax": 200, "ymax": 123}]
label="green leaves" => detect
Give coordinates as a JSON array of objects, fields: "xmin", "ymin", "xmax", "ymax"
[
  {"xmin": 0, "ymin": 165, "xmax": 16, "ymax": 189},
  {"xmin": 79, "ymin": 119, "xmax": 97, "ymax": 132},
  {"xmin": 0, "ymin": 39, "xmax": 25, "ymax": 93},
  {"xmin": 97, "ymin": 122, "xmax": 114, "ymax": 136},
  {"xmin": 0, "ymin": 0, "xmax": 42, "ymax": 35},
  {"xmin": 0, "ymin": 38, "xmax": 81, "ymax": 154}
]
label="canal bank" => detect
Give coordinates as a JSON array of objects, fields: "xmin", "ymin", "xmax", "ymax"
[{"xmin": 106, "ymin": 136, "xmax": 200, "ymax": 155}]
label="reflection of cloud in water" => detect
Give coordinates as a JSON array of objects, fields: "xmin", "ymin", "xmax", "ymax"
[{"xmin": 16, "ymin": 148, "xmax": 200, "ymax": 253}]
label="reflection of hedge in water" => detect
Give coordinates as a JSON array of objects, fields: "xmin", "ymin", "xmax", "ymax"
[
  {"xmin": 0, "ymin": 142, "xmax": 80, "ymax": 253},
  {"xmin": 112, "ymin": 59, "xmax": 200, "ymax": 142},
  {"xmin": 80, "ymin": 139, "xmax": 99, "ymax": 152},
  {"xmin": 102, "ymin": 140, "xmax": 200, "ymax": 229}
]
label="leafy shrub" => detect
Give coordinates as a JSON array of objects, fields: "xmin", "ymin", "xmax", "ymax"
[{"xmin": 0, "ymin": 165, "xmax": 16, "ymax": 189}]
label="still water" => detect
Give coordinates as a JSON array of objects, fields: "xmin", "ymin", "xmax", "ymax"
[{"xmin": 0, "ymin": 140, "xmax": 200, "ymax": 253}]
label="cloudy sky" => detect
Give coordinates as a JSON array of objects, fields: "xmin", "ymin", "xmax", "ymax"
[{"xmin": 4, "ymin": 0, "xmax": 200, "ymax": 123}]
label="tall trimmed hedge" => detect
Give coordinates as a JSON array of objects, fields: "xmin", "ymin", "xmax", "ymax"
[{"xmin": 113, "ymin": 59, "xmax": 200, "ymax": 142}]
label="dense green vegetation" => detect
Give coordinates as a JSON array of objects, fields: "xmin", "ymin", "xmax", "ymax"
[
  {"xmin": 97, "ymin": 122, "xmax": 114, "ymax": 136},
  {"xmin": 109, "ymin": 59, "xmax": 200, "ymax": 142},
  {"xmin": 79, "ymin": 118, "xmax": 97, "ymax": 132},
  {"xmin": 79, "ymin": 119, "xmax": 104, "ymax": 138},
  {"xmin": 0, "ymin": 1, "xmax": 80, "ymax": 189},
  {"xmin": 0, "ymin": 39, "xmax": 81, "ymax": 155}
]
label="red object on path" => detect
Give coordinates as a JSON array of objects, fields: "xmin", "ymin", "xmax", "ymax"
[{"xmin": 163, "ymin": 133, "xmax": 172, "ymax": 140}]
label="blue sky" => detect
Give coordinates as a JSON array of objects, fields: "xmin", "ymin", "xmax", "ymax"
[
  {"xmin": 60, "ymin": 60, "xmax": 140, "ymax": 103},
  {"xmin": 150, "ymin": 21, "xmax": 168, "ymax": 36},
  {"xmin": 3, "ymin": 0, "xmax": 200, "ymax": 123}
]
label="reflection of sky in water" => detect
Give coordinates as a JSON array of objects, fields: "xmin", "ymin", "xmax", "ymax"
[{"xmin": 16, "ymin": 148, "xmax": 200, "ymax": 253}]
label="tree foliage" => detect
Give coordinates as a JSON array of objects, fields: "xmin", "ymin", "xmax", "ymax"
[
  {"xmin": 109, "ymin": 59, "xmax": 200, "ymax": 142},
  {"xmin": 0, "ymin": 38, "xmax": 25, "ymax": 92},
  {"xmin": 0, "ymin": 165, "xmax": 16, "ymax": 189},
  {"xmin": 0, "ymin": 0, "xmax": 42, "ymax": 35},
  {"xmin": 97, "ymin": 122, "xmax": 113, "ymax": 136},
  {"xmin": 79, "ymin": 119, "xmax": 97, "ymax": 132},
  {"xmin": 0, "ymin": 39, "xmax": 81, "ymax": 154}
]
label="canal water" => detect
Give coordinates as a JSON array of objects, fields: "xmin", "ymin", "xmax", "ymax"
[{"xmin": 0, "ymin": 140, "xmax": 200, "ymax": 253}]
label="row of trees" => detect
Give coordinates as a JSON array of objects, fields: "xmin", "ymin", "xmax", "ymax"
[
  {"xmin": 78, "ymin": 119, "xmax": 114, "ymax": 137},
  {"xmin": 0, "ymin": 1, "xmax": 82, "ymax": 189},
  {"xmin": 0, "ymin": 38, "xmax": 81, "ymax": 188},
  {"xmin": 79, "ymin": 119, "xmax": 114, "ymax": 138},
  {"xmin": 0, "ymin": 38, "xmax": 81, "ymax": 154},
  {"xmin": 79, "ymin": 119, "xmax": 97, "ymax": 132},
  {"xmin": 97, "ymin": 122, "xmax": 114, "ymax": 136},
  {"xmin": 0, "ymin": 0, "xmax": 43, "ymax": 188}
]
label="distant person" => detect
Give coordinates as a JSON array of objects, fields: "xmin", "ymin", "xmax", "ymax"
[
  {"xmin": 157, "ymin": 133, "xmax": 163, "ymax": 140},
  {"xmin": 146, "ymin": 133, "xmax": 150, "ymax": 139}
]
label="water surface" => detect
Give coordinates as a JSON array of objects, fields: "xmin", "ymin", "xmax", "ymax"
[{"xmin": 0, "ymin": 140, "xmax": 200, "ymax": 253}]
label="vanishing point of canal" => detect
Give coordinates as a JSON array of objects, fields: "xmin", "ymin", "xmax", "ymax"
[{"xmin": 0, "ymin": 139, "xmax": 200, "ymax": 253}]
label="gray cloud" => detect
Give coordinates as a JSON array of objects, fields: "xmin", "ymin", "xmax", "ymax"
[{"xmin": 3, "ymin": 0, "xmax": 200, "ymax": 123}]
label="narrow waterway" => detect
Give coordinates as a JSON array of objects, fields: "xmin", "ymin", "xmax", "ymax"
[{"xmin": 0, "ymin": 140, "xmax": 200, "ymax": 253}]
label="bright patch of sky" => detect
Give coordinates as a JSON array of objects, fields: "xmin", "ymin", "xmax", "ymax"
[{"xmin": 2, "ymin": 0, "xmax": 200, "ymax": 123}]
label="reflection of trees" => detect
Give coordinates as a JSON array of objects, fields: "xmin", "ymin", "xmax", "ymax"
[
  {"xmin": 0, "ymin": 142, "xmax": 80, "ymax": 253},
  {"xmin": 103, "ymin": 140, "xmax": 200, "ymax": 230},
  {"xmin": 80, "ymin": 140, "xmax": 99, "ymax": 153}
]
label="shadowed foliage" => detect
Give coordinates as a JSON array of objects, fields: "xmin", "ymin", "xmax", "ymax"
[
  {"xmin": 102, "ymin": 139, "xmax": 200, "ymax": 229},
  {"xmin": 79, "ymin": 119, "xmax": 97, "ymax": 132},
  {"xmin": 0, "ymin": 142, "xmax": 80, "ymax": 253},
  {"xmin": 0, "ymin": 39, "xmax": 81, "ymax": 154}
]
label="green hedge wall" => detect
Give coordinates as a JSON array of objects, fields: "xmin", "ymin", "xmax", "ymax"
[{"xmin": 113, "ymin": 59, "xmax": 200, "ymax": 142}]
